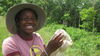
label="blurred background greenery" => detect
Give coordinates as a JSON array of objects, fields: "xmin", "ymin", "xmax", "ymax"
[{"xmin": 0, "ymin": 0, "xmax": 100, "ymax": 56}]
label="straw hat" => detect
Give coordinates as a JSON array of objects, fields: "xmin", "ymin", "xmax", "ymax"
[{"xmin": 6, "ymin": 3, "xmax": 46, "ymax": 34}]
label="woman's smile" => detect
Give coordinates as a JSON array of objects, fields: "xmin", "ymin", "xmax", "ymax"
[{"xmin": 26, "ymin": 25, "xmax": 33, "ymax": 29}]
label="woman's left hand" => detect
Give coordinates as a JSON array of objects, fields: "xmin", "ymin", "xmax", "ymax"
[{"xmin": 46, "ymin": 33, "xmax": 64, "ymax": 55}]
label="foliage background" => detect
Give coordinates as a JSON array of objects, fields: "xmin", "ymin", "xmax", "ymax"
[{"xmin": 0, "ymin": 0, "xmax": 100, "ymax": 56}]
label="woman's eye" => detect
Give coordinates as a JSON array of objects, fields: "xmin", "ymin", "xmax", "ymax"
[
  {"xmin": 20, "ymin": 16, "xmax": 36, "ymax": 20},
  {"xmin": 21, "ymin": 18, "xmax": 30, "ymax": 20}
]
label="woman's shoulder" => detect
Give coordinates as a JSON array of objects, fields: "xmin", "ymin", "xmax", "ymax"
[
  {"xmin": 33, "ymin": 32, "xmax": 43, "ymax": 41},
  {"xmin": 33, "ymin": 32, "xmax": 41, "ymax": 36},
  {"xmin": 2, "ymin": 34, "xmax": 18, "ymax": 45}
]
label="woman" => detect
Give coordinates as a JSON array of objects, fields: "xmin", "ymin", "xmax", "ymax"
[{"xmin": 2, "ymin": 3, "xmax": 64, "ymax": 56}]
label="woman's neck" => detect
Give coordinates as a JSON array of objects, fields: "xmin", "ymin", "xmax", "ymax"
[{"xmin": 17, "ymin": 31, "xmax": 33, "ymax": 41}]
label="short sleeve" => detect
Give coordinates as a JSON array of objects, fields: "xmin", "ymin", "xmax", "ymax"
[
  {"xmin": 35, "ymin": 33, "xmax": 46, "ymax": 50},
  {"xmin": 35, "ymin": 33, "xmax": 44, "ymax": 44},
  {"xmin": 2, "ymin": 37, "xmax": 20, "ymax": 56},
  {"xmin": 35, "ymin": 33, "xmax": 48, "ymax": 55}
]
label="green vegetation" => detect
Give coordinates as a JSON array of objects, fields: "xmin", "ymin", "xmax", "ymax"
[
  {"xmin": 0, "ymin": 0, "xmax": 100, "ymax": 56},
  {"xmin": 38, "ymin": 24, "xmax": 100, "ymax": 56},
  {"xmin": 0, "ymin": 16, "xmax": 100, "ymax": 56},
  {"xmin": 0, "ymin": 16, "xmax": 11, "ymax": 56},
  {"xmin": 0, "ymin": 0, "xmax": 100, "ymax": 32}
]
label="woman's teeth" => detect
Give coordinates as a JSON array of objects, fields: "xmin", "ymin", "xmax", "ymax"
[{"xmin": 26, "ymin": 26, "xmax": 33, "ymax": 29}]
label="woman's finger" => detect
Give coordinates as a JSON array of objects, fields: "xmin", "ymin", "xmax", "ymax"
[
  {"xmin": 57, "ymin": 40, "xmax": 63, "ymax": 47},
  {"xmin": 58, "ymin": 34, "xmax": 64, "ymax": 41},
  {"xmin": 55, "ymin": 34, "xmax": 64, "ymax": 42},
  {"xmin": 54, "ymin": 33, "xmax": 62, "ymax": 40}
]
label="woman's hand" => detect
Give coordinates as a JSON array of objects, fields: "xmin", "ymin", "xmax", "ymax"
[{"xmin": 46, "ymin": 33, "xmax": 64, "ymax": 55}]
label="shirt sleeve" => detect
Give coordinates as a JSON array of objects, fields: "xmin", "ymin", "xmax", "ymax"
[
  {"xmin": 36, "ymin": 33, "xmax": 44, "ymax": 43},
  {"xmin": 35, "ymin": 33, "xmax": 48, "ymax": 55},
  {"xmin": 35, "ymin": 33, "xmax": 46, "ymax": 49},
  {"xmin": 2, "ymin": 37, "xmax": 20, "ymax": 56}
]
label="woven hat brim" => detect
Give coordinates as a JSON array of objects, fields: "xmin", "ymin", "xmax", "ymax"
[{"xmin": 6, "ymin": 3, "xmax": 46, "ymax": 34}]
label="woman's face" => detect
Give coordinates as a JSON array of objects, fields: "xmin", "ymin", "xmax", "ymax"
[{"xmin": 17, "ymin": 10, "xmax": 37, "ymax": 34}]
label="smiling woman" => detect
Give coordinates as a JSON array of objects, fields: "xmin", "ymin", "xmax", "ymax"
[
  {"xmin": 2, "ymin": 3, "xmax": 64, "ymax": 56},
  {"xmin": 15, "ymin": 8, "xmax": 38, "ymax": 40}
]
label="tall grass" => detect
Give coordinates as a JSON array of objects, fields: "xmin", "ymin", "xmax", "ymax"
[{"xmin": 0, "ymin": 16, "xmax": 100, "ymax": 56}]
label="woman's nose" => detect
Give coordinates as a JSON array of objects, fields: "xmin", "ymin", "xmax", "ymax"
[
  {"xmin": 27, "ymin": 19, "xmax": 33, "ymax": 23},
  {"xmin": 26, "ymin": 19, "xmax": 37, "ymax": 25}
]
